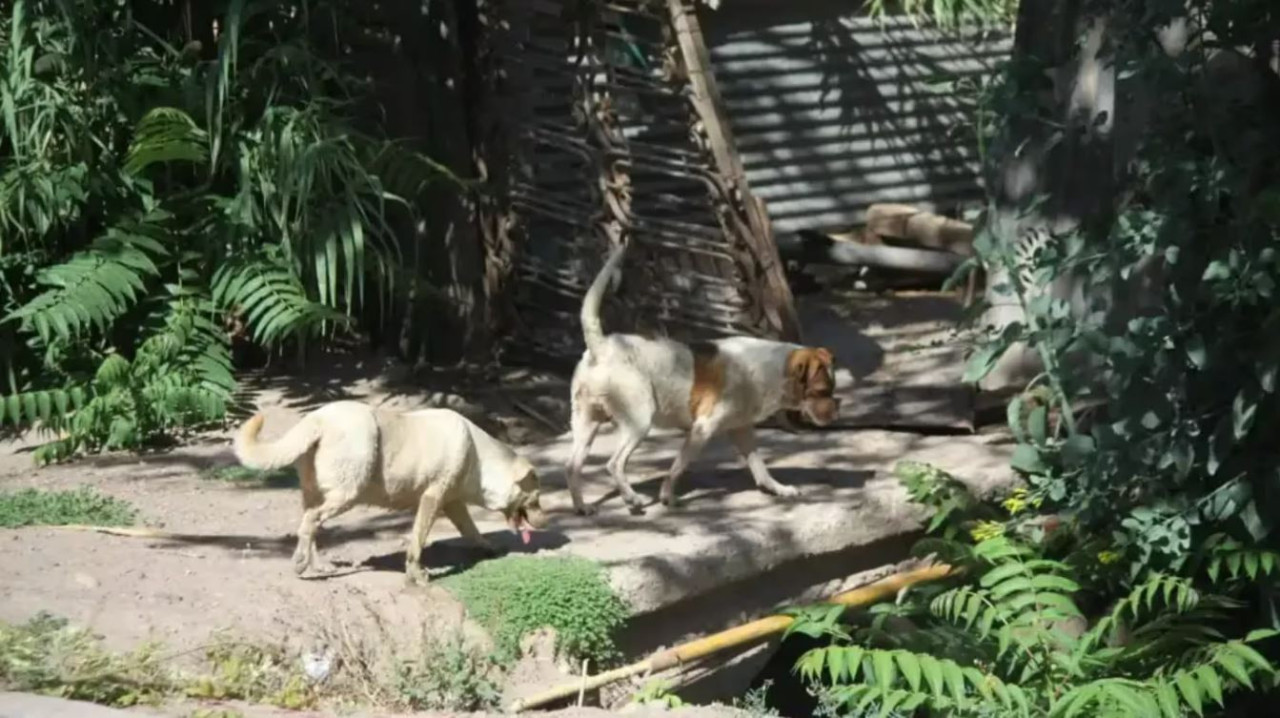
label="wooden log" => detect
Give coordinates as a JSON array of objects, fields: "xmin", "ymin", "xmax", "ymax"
[
  {"xmin": 859, "ymin": 203, "xmax": 976, "ymax": 256},
  {"xmin": 778, "ymin": 231, "xmax": 964, "ymax": 275}
]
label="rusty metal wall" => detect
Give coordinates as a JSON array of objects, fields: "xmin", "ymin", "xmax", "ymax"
[
  {"xmin": 495, "ymin": 0, "xmax": 787, "ymax": 365},
  {"xmin": 701, "ymin": 1, "xmax": 1012, "ymax": 234}
]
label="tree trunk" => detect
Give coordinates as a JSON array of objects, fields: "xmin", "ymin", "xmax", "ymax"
[{"xmin": 980, "ymin": 1, "xmax": 1118, "ymax": 391}]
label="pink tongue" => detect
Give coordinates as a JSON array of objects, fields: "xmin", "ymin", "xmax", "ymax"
[{"xmin": 520, "ymin": 528, "xmax": 532, "ymax": 545}]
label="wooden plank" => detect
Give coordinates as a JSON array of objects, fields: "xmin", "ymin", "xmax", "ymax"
[{"xmin": 666, "ymin": 0, "xmax": 802, "ymax": 343}]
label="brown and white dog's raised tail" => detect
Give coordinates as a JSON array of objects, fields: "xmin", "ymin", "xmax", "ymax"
[
  {"xmin": 233, "ymin": 413, "xmax": 323, "ymax": 471},
  {"xmin": 580, "ymin": 241, "xmax": 629, "ymax": 356}
]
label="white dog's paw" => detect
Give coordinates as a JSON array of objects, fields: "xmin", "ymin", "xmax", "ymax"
[
  {"xmin": 405, "ymin": 566, "xmax": 431, "ymax": 588},
  {"xmin": 622, "ymin": 492, "xmax": 646, "ymax": 509},
  {"xmin": 575, "ymin": 503, "xmax": 598, "ymax": 517},
  {"xmin": 771, "ymin": 484, "xmax": 800, "ymax": 498}
]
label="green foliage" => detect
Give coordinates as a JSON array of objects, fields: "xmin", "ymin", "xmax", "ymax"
[
  {"xmin": 185, "ymin": 639, "xmax": 314, "ymax": 709},
  {"xmin": 443, "ymin": 555, "xmax": 629, "ymax": 666},
  {"xmin": 0, "ymin": 487, "xmax": 137, "ymax": 528},
  {"xmin": 631, "ymin": 679, "xmax": 687, "ymax": 709},
  {"xmin": 956, "ymin": 0, "xmax": 1280, "ymax": 583},
  {"xmin": 393, "ymin": 639, "xmax": 502, "ymax": 712},
  {"xmin": 794, "ymin": 465, "xmax": 1280, "ymax": 717},
  {"xmin": 0, "ymin": 613, "xmax": 171, "ymax": 707},
  {"xmin": 0, "ymin": 0, "xmax": 449, "ymax": 462},
  {"xmin": 0, "ymin": 613, "xmax": 501, "ymax": 714}
]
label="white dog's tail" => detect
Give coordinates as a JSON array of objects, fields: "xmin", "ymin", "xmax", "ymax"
[
  {"xmin": 580, "ymin": 241, "xmax": 628, "ymax": 355},
  {"xmin": 233, "ymin": 413, "xmax": 323, "ymax": 470}
]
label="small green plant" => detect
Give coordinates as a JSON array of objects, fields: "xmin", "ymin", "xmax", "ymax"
[
  {"xmin": 631, "ymin": 678, "xmax": 686, "ymax": 709},
  {"xmin": 184, "ymin": 638, "xmax": 314, "ymax": 709},
  {"xmin": 736, "ymin": 680, "xmax": 780, "ymax": 718},
  {"xmin": 0, "ymin": 487, "xmax": 137, "ymax": 528},
  {"xmin": 393, "ymin": 638, "xmax": 502, "ymax": 711},
  {"xmin": 443, "ymin": 555, "xmax": 628, "ymax": 666},
  {"xmin": 201, "ymin": 464, "xmax": 298, "ymax": 489},
  {"xmin": 0, "ymin": 613, "xmax": 171, "ymax": 707}
]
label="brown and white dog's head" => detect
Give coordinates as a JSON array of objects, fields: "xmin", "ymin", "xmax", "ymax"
[
  {"xmin": 785, "ymin": 347, "xmax": 841, "ymax": 426},
  {"xmin": 502, "ymin": 460, "xmax": 549, "ymax": 545}
]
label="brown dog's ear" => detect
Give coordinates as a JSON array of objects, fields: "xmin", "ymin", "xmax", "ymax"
[
  {"xmin": 786, "ymin": 349, "xmax": 811, "ymax": 397},
  {"xmin": 815, "ymin": 347, "xmax": 834, "ymax": 366}
]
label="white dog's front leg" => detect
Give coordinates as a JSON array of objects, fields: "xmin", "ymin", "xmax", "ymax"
[
  {"xmin": 728, "ymin": 427, "xmax": 798, "ymax": 498},
  {"xmin": 406, "ymin": 485, "xmax": 447, "ymax": 586},
  {"xmin": 444, "ymin": 502, "xmax": 501, "ymax": 556}
]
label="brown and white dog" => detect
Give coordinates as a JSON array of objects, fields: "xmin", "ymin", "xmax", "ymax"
[{"xmin": 565, "ymin": 242, "xmax": 840, "ymax": 513}]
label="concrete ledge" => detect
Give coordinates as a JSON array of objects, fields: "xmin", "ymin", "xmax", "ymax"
[{"xmin": 522, "ymin": 426, "xmax": 1015, "ymax": 617}]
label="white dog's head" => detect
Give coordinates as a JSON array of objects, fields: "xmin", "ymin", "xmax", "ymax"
[{"xmin": 503, "ymin": 462, "xmax": 548, "ymax": 545}]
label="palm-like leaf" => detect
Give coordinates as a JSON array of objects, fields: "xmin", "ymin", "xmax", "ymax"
[{"xmin": 212, "ymin": 254, "xmax": 348, "ymax": 346}]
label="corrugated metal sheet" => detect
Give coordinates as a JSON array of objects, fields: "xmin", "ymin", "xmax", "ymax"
[{"xmin": 702, "ymin": 3, "xmax": 1012, "ymax": 233}]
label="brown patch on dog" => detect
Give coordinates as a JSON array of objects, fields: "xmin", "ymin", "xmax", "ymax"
[
  {"xmin": 689, "ymin": 342, "xmax": 725, "ymax": 420},
  {"xmin": 786, "ymin": 347, "xmax": 836, "ymax": 398}
]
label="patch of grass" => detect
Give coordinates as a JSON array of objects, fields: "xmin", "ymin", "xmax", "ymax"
[
  {"xmin": 200, "ymin": 465, "xmax": 298, "ymax": 489},
  {"xmin": 0, "ymin": 487, "xmax": 138, "ymax": 528},
  {"xmin": 443, "ymin": 555, "xmax": 628, "ymax": 666},
  {"xmin": 0, "ymin": 613, "xmax": 171, "ymax": 707}
]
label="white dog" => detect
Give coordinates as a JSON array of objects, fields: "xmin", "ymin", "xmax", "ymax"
[
  {"xmin": 234, "ymin": 401, "xmax": 547, "ymax": 584},
  {"xmin": 565, "ymin": 242, "xmax": 840, "ymax": 513}
]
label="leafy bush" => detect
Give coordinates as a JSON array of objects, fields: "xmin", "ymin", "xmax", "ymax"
[
  {"xmin": 393, "ymin": 638, "xmax": 502, "ymax": 712},
  {"xmin": 443, "ymin": 555, "xmax": 629, "ymax": 666},
  {"xmin": 0, "ymin": 0, "xmax": 449, "ymax": 462},
  {"xmin": 185, "ymin": 639, "xmax": 314, "ymax": 709},
  {"xmin": 0, "ymin": 487, "xmax": 137, "ymax": 528},
  {"xmin": 0, "ymin": 613, "xmax": 171, "ymax": 707},
  {"xmin": 792, "ymin": 463, "xmax": 1280, "ymax": 718}
]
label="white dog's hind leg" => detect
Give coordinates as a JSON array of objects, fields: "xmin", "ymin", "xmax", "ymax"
[
  {"xmin": 604, "ymin": 385, "xmax": 654, "ymax": 510},
  {"xmin": 295, "ymin": 490, "xmax": 358, "ymax": 576},
  {"xmin": 729, "ymin": 427, "xmax": 798, "ymax": 498},
  {"xmin": 293, "ymin": 453, "xmax": 322, "ymax": 573},
  {"xmin": 659, "ymin": 420, "xmax": 714, "ymax": 507},
  {"xmin": 565, "ymin": 406, "xmax": 603, "ymax": 515}
]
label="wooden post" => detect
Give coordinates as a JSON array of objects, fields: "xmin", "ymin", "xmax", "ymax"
[{"xmin": 666, "ymin": 0, "xmax": 802, "ymax": 343}]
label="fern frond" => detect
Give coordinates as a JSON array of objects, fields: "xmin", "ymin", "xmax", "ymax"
[
  {"xmin": 124, "ymin": 107, "xmax": 209, "ymax": 175},
  {"xmin": 0, "ymin": 386, "xmax": 87, "ymax": 427},
  {"xmin": 800, "ymin": 645, "xmax": 1031, "ymax": 716},
  {"xmin": 4, "ymin": 224, "xmax": 166, "ymax": 343},
  {"xmin": 1199, "ymin": 534, "xmax": 1280, "ymax": 584},
  {"xmin": 1082, "ymin": 574, "xmax": 1200, "ymax": 654}
]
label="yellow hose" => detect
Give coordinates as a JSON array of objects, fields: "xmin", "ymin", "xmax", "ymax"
[{"xmin": 507, "ymin": 562, "xmax": 954, "ymax": 712}]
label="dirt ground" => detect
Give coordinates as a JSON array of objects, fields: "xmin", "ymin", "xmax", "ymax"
[
  {"xmin": 0, "ymin": 295, "xmax": 1012, "ymax": 714},
  {"xmin": 0, "ymin": 691, "xmax": 753, "ymax": 718}
]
